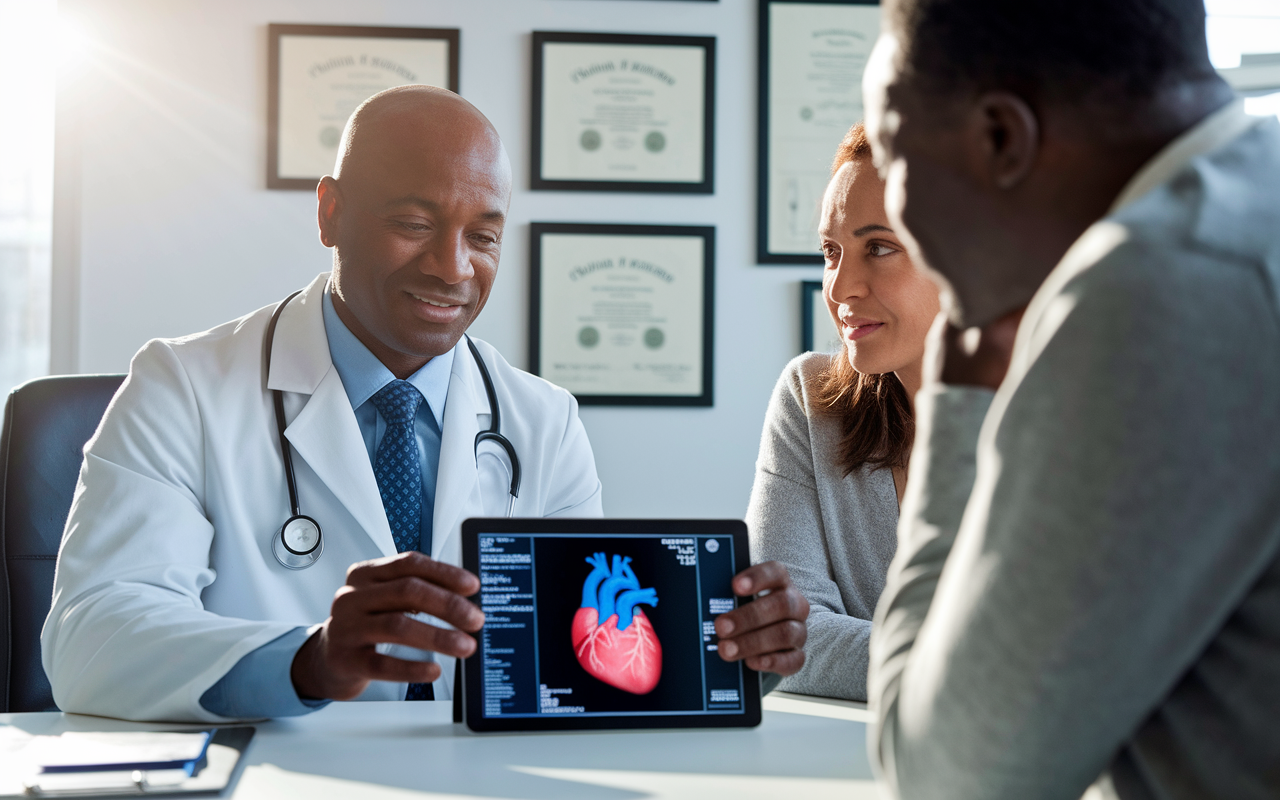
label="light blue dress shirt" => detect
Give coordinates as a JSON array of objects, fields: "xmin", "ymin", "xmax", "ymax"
[{"xmin": 199, "ymin": 287, "xmax": 455, "ymax": 718}]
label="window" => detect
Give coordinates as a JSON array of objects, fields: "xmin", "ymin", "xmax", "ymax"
[
  {"xmin": 1207, "ymin": 0, "xmax": 1280, "ymax": 120},
  {"xmin": 0, "ymin": 0, "xmax": 55, "ymax": 395}
]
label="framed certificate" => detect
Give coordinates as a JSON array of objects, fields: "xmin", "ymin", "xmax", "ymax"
[
  {"xmin": 530, "ymin": 223, "xmax": 715, "ymax": 406},
  {"xmin": 757, "ymin": 1, "xmax": 880, "ymax": 263},
  {"xmin": 267, "ymin": 24, "xmax": 460, "ymax": 190},
  {"xmin": 800, "ymin": 280, "xmax": 842, "ymax": 354},
  {"xmin": 531, "ymin": 32, "xmax": 716, "ymax": 194}
]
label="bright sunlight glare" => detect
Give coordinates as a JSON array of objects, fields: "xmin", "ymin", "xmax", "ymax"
[{"xmin": 0, "ymin": 0, "xmax": 59, "ymax": 393}]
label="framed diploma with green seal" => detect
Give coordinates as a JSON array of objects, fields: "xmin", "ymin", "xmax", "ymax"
[
  {"xmin": 267, "ymin": 23, "xmax": 459, "ymax": 190},
  {"xmin": 757, "ymin": 1, "xmax": 880, "ymax": 263},
  {"xmin": 531, "ymin": 32, "xmax": 716, "ymax": 194},
  {"xmin": 530, "ymin": 223, "xmax": 715, "ymax": 406}
]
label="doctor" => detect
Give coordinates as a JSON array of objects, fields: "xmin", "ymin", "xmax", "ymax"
[{"xmin": 43, "ymin": 86, "xmax": 808, "ymax": 723}]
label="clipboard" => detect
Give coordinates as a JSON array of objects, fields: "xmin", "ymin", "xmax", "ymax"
[{"xmin": 3, "ymin": 727, "xmax": 254, "ymax": 799}]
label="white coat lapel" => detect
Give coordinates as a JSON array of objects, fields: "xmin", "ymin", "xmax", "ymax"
[
  {"xmin": 286, "ymin": 371, "xmax": 395, "ymax": 558},
  {"xmin": 266, "ymin": 274, "xmax": 396, "ymax": 559},
  {"xmin": 431, "ymin": 344, "xmax": 484, "ymax": 562}
]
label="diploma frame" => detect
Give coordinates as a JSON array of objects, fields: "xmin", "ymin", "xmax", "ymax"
[
  {"xmin": 530, "ymin": 32, "xmax": 716, "ymax": 194},
  {"xmin": 800, "ymin": 279, "xmax": 841, "ymax": 354},
  {"xmin": 267, "ymin": 23, "xmax": 460, "ymax": 190},
  {"xmin": 530, "ymin": 223, "xmax": 716, "ymax": 406},
  {"xmin": 757, "ymin": 0, "xmax": 880, "ymax": 263}
]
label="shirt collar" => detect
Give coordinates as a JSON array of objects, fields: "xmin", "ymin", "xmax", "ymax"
[
  {"xmin": 321, "ymin": 284, "xmax": 454, "ymax": 429},
  {"xmin": 1109, "ymin": 97, "xmax": 1261, "ymax": 214}
]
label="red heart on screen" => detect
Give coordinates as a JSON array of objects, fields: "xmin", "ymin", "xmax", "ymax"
[{"xmin": 572, "ymin": 607, "xmax": 663, "ymax": 695}]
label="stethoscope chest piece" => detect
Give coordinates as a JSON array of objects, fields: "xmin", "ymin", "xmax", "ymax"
[{"xmin": 273, "ymin": 514, "xmax": 323, "ymax": 570}]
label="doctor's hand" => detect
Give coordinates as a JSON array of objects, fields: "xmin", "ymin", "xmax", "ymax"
[
  {"xmin": 713, "ymin": 561, "xmax": 809, "ymax": 677},
  {"xmin": 291, "ymin": 552, "xmax": 485, "ymax": 701}
]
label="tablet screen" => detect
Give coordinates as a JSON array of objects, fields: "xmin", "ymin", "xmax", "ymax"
[{"xmin": 461, "ymin": 519, "xmax": 760, "ymax": 732}]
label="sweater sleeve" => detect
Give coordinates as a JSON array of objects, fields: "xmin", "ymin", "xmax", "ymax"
[
  {"xmin": 869, "ymin": 238, "xmax": 1280, "ymax": 799},
  {"xmin": 747, "ymin": 358, "xmax": 873, "ymax": 701}
]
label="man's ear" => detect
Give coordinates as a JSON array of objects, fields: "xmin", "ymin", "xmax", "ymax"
[
  {"xmin": 971, "ymin": 92, "xmax": 1040, "ymax": 190},
  {"xmin": 317, "ymin": 176, "xmax": 342, "ymax": 248}
]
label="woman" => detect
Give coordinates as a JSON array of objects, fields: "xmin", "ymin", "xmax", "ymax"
[{"xmin": 747, "ymin": 123, "xmax": 940, "ymax": 701}]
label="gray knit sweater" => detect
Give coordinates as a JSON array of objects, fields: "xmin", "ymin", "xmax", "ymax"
[{"xmin": 746, "ymin": 352, "xmax": 899, "ymax": 701}]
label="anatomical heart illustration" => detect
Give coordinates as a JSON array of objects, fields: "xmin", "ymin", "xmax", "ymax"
[{"xmin": 571, "ymin": 553, "xmax": 663, "ymax": 694}]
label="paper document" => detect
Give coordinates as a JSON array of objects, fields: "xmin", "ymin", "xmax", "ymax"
[
  {"xmin": 0, "ymin": 728, "xmax": 210, "ymax": 796},
  {"xmin": 27, "ymin": 731, "xmax": 211, "ymax": 771}
]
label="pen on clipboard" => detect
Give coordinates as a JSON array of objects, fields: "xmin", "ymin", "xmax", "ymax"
[{"xmin": 18, "ymin": 730, "xmax": 213, "ymax": 797}]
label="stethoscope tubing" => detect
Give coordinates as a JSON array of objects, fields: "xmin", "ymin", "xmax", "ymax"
[{"xmin": 264, "ymin": 291, "xmax": 522, "ymax": 570}]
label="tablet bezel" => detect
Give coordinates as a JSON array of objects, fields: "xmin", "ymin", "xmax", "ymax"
[{"xmin": 460, "ymin": 517, "xmax": 761, "ymax": 733}]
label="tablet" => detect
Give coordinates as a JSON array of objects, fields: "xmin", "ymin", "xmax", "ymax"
[{"xmin": 460, "ymin": 518, "xmax": 761, "ymax": 733}]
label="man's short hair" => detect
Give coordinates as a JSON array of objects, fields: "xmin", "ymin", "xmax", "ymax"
[{"xmin": 887, "ymin": 0, "xmax": 1217, "ymax": 102}]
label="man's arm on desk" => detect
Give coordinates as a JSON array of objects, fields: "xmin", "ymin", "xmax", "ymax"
[
  {"xmin": 41, "ymin": 341, "xmax": 300, "ymax": 723},
  {"xmin": 200, "ymin": 628, "xmax": 330, "ymax": 718},
  {"xmin": 869, "ymin": 258, "xmax": 1280, "ymax": 799}
]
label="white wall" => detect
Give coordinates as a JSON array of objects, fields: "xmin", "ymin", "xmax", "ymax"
[{"xmin": 54, "ymin": 0, "xmax": 824, "ymax": 518}]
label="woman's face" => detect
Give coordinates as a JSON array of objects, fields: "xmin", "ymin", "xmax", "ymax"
[{"xmin": 819, "ymin": 158, "xmax": 940, "ymax": 377}]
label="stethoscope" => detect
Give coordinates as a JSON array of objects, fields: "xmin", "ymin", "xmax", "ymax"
[{"xmin": 264, "ymin": 290, "xmax": 522, "ymax": 570}]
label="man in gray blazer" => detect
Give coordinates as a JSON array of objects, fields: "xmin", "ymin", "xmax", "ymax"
[{"xmin": 861, "ymin": 0, "xmax": 1280, "ymax": 798}]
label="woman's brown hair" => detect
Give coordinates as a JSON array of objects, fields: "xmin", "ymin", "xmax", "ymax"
[{"xmin": 813, "ymin": 123, "xmax": 915, "ymax": 475}]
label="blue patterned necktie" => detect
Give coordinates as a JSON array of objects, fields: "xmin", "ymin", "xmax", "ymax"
[{"xmin": 369, "ymin": 380, "xmax": 434, "ymax": 701}]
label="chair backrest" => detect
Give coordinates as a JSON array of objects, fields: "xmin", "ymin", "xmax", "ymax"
[{"xmin": 0, "ymin": 374, "xmax": 125, "ymax": 712}]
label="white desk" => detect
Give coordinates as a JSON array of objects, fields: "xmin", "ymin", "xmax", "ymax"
[{"xmin": 1, "ymin": 693, "xmax": 882, "ymax": 799}]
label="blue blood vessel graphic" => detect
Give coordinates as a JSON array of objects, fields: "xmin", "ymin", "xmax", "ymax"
[{"xmin": 572, "ymin": 553, "xmax": 662, "ymax": 694}]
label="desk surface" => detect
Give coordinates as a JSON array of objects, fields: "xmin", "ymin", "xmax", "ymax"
[{"xmin": 1, "ymin": 693, "xmax": 880, "ymax": 799}]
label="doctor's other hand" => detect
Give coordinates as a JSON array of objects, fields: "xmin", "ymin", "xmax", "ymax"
[
  {"xmin": 291, "ymin": 552, "xmax": 485, "ymax": 701},
  {"xmin": 713, "ymin": 561, "xmax": 808, "ymax": 676}
]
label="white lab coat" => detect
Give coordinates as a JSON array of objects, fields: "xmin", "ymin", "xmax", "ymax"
[{"xmin": 41, "ymin": 273, "xmax": 602, "ymax": 722}]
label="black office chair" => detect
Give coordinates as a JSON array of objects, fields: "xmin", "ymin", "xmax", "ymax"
[{"xmin": 0, "ymin": 374, "xmax": 125, "ymax": 712}]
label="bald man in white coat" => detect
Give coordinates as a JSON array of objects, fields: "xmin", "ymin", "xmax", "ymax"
[{"xmin": 42, "ymin": 87, "xmax": 810, "ymax": 723}]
